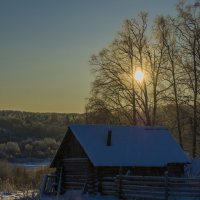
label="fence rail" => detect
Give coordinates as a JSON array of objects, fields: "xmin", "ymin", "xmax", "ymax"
[
  {"xmin": 41, "ymin": 173, "xmax": 200, "ymax": 199},
  {"xmin": 114, "ymin": 174, "xmax": 200, "ymax": 200}
]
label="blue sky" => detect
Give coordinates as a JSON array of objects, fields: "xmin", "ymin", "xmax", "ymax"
[{"xmin": 0, "ymin": 0, "xmax": 186, "ymax": 113}]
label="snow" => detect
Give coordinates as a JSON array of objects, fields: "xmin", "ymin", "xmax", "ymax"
[
  {"xmin": 185, "ymin": 157, "xmax": 200, "ymax": 177},
  {"xmin": 40, "ymin": 191, "xmax": 118, "ymax": 200},
  {"xmin": 0, "ymin": 190, "xmax": 38, "ymax": 200},
  {"xmin": 69, "ymin": 124, "xmax": 190, "ymax": 167},
  {"xmin": 169, "ymin": 198, "xmax": 200, "ymax": 200},
  {"xmin": 59, "ymin": 191, "xmax": 117, "ymax": 200},
  {"xmin": 40, "ymin": 190, "xmax": 200, "ymax": 200},
  {"xmin": 12, "ymin": 160, "xmax": 50, "ymax": 169}
]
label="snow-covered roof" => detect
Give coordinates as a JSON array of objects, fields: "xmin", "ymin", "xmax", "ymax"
[
  {"xmin": 52, "ymin": 124, "xmax": 190, "ymax": 167},
  {"xmin": 71, "ymin": 124, "xmax": 190, "ymax": 167}
]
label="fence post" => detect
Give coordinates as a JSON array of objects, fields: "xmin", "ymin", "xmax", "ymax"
[
  {"xmin": 118, "ymin": 168, "xmax": 122, "ymax": 199},
  {"xmin": 57, "ymin": 167, "xmax": 63, "ymax": 200},
  {"xmin": 91, "ymin": 168, "xmax": 98, "ymax": 194},
  {"xmin": 40, "ymin": 175, "xmax": 47, "ymax": 197},
  {"xmin": 164, "ymin": 171, "xmax": 169, "ymax": 200}
]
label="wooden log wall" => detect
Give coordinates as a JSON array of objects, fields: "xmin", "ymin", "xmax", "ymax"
[
  {"xmin": 62, "ymin": 158, "xmax": 91, "ymax": 191},
  {"xmin": 87, "ymin": 168, "xmax": 98, "ymax": 194},
  {"xmin": 61, "ymin": 158, "xmax": 108, "ymax": 194},
  {"xmin": 97, "ymin": 167, "xmax": 120, "ymax": 196},
  {"xmin": 101, "ymin": 177, "xmax": 116, "ymax": 196}
]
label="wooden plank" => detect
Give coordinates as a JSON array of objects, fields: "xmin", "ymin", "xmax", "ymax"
[
  {"xmin": 63, "ymin": 166, "xmax": 89, "ymax": 169},
  {"xmin": 63, "ymin": 162, "xmax": 90, "ymax": 166},
  {"xmin": 63, "ymin": 186, "xmax": 83, "ymax": 190},
  {"xmin": 169, "ymin": 187, "xmax": 200, "ymax": 193},
  {"xmin": 64, "ymin": 179, "xmax": 87, "ymax": 183},
  {"xmin": 63, "ymin": 167, "xmax": 89, "ymax": 170},
  {"xmin": 122, "ymin": 184, "xmax": 166, "ymax": 191},
  {"xmin": 169, "ymin": 192, "xmax": 200, "ymax": 197},
  {"xmin": 122, "ymin": 189, "xmax": 164, "ymax": 196},
  {"xmin": 101, "ymin": 177, "xmax": 116, "ymax": 181},
  {"xmin": 63, "ymin": 163, "xmax": 89, "ymax": 166},
  {"xmin": 63, "ymin": 182, "xmax": 85, "ymax": 186},
  {"xmin": 168, "ymin": 182, "xmax": 200, "ymax": 187},
  {"xmin": 46, "ymin": 174, "xmax": 57, "ymax": 178},
  {"xmin": 63, "ymin": 158, "xmax": 89, "ymax": 162},
  {"xmin": 121, "ymin": 180, "xmax": 166, "ymax": 186},
  {"xmin": 102, "ymin": 185, "xmax": 114, "ymax": 190},
  {"xmin": 63, "ymin": 181, "xmax": 87, "ymax": 185},
  {"xmin": 63, "ymin": 174, "xmax": 88, "ymax": 179},
  {"xmin": 63, "ymin": 171, "xmax": 88, "ymax": 175},
  {"xmin": 63, "ymin": 175, "xmax": 88, "ymax": 179},
  {"xmin": 120, "ymin": 175, "xmax": 165, "ymax": 181},
  {"xmin": 63, "ymin": 160, "xmax": 89, "ymax": 163},
  {"xmin": 57, "ymin": 168, "xmax": 63, "ymax": 200},
  {"xmin": 63, "ymin": 180, "xmax": 85, "ymax": 184},
  {"xmin": 169, "ymin": 177, "xmax": 200, "ymax": 182},
  {"xmin": 101, "ymin": 191, "xmax": 116, "ymax": 195},
  {"xmin": 63, "ymin": 168, "xmax": 89, "ymax": 172},
  {"xmin": 40, "ymin": 175, "xmax": 48, "ymax": 194},
  {"xmin": 101, "ymin": 181, "xmax": 115, "ymax": 185},
  {"xmin": 124, "ymin": 193, "xmax": 165, "ymax": 200}
]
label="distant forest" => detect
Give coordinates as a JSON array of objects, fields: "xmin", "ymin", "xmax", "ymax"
[
  {"xmin": 0, "ymin": 105, "xmax": 199, "ymax": 162},
  {"xmin": 0, "ymin": 110, "xmax": 84, "ymax": 160}
]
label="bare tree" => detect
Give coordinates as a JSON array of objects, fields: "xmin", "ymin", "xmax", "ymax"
[
  {"xmin": 118, "ymin": 12, "xmax": 150, "ymax": 124},
  {"xmin": 175, "ymin": 1, "xmax": 200, "ymax": 156},
  {"xmin": 86, "ymin": 12, "xmax": 166, "ymax": 126},
  {"xmin": 153, "ymin": 15, "xmax": 186, "ymax": 148}
]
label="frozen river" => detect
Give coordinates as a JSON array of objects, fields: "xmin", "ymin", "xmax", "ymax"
[{"xmin": 12, "ymin": 159, "xmax": 51, "ymax": 169}]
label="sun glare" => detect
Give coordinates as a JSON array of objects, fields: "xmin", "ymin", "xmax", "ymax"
[{"xmin": 134, "ymin": 69, "xmax": 144, "ymax": 82}]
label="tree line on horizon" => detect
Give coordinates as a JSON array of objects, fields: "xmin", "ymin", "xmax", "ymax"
[
  {"xmin": 85, "ymin": 1, "xmax": 200, "ymax": 157},
  {"xmin": 0, "ymin": 111, "xmax": 84, "ymax": 160}
]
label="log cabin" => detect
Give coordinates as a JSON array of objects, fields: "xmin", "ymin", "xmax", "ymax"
[{"xmin": 42, "ymin": 124, "xmax": 190, "ymax": 196}]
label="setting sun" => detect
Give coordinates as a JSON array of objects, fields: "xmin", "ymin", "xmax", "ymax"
[{"xmin": 134, "ymin": 69, "xmax": 144, "ymax": 82}]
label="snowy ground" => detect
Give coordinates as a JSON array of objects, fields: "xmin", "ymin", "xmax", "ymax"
[
  {"xmin": 1, "ymin": 189, "xmax": 200, "ymax": 200},
  {"xmin": 40, "ymin": 190, "xmax": 200, "ymax": 200},
  {"xmin": 40, "ymin": 190, "xmax": 118, "ymax": 200},
  {"xmin": 0, "ymin": 190, "xmax": 39, "ymax": 200},
  {"xmin": 185, "ymin": 157, "xmax": 200, "ymax": 177}
]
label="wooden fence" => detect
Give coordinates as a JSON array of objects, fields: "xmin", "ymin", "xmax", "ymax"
[
  {"xmin": 109, "ymin": 175, "xmax": 200, "ymax": 200},
  {"xmin": 41, "ymin": 172, "xmax": 200, "ymax": 200}
]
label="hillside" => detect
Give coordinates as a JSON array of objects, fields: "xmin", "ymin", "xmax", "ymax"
[{"xmin": 0, "ymin": 110, "xmax": 85, "ymax": 160}]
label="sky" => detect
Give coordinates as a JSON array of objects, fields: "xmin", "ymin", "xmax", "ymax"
[{"xmin": 0, "ymin": 0, "xmax": 190, "ymax": 113}]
